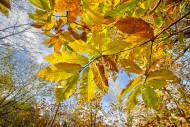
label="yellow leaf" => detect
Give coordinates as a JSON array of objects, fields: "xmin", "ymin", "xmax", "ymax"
[
  {"xmin": 85, "ymin": 3, "xmax": 104, "ymax": 24},
  {"xmin": 58, "ymin": 31, "xmax": 75, "ymax": 43},
  {"xmin": 46, "ymin": 15, "xmax": 55, "ymax": 30},
  {"xmin": 119, "ymin": 59, "xmax": 143, "ymax": 74},
  {"xmin": 35, "ymin": 63, "xmax": 81, "ymax": 82},
  {"xmin": 115, "ymin": 17, "xmax": 154, "ymax": 39},
  {"xmin": 45, "ymin": 51, "xmax": 88, "ymax": 65},
  {"xmin": 147, "ymin": 69, "xmax": 178, "ymax": 82},
  {"xmin": 68, "ymin": 40, "xmax": 100, "ymax": 56},
  {"xmin": 0, "ymin": 3, "xmax": 9, "ymax": 17},
  {"xmin": 29, "ymin": 0, "xmax": 51, "ymax": 11},
  {"xmin": 28, "ymin": 9, "xmax": 49, "ymax": 21},
  {"xmin": 55, "ymin": 74, "xmax": 79, "ymax": 103},
  {"xmin": 102, "ymin": 41, "xmax": 130, "ymax": 55},
  {"xmin": 80, "ymin": 67, "xmax": 97, "ymax": 102},
  {"xmin": 55, "ymin": 0, "xmax": 80, "ymax": 12},
  {"xmin": 114, "ymin": 0, "xmax": 120, "ymax": 7},
  {"xmin": 118, "ymin": 76, "xmax": 142, "ymax": 100},
  {"xmin": 126, "ymin": 84, "xmax": 142, "ymax": 112},
  {"xmin": 91, "ymin": 61, "xmax": 108, "ymax": 93}
]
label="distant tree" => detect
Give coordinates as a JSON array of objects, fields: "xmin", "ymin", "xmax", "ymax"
[{"xmin": 0, "ymin": 48, "xmax": 54, "ymax": 126}]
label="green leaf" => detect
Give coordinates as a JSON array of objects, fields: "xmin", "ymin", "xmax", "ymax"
[
  {"xmin": 42, "ymin": 38, "xmax": 51, "ymax": 44},
  {"xmin": 142, "ymin": 85, "xmax": 159, "ymax": 110},
  {"xmin": 45, "ymin": 15, "xmax": 55, "ymax": 30},
  {"xmin": 29, "ymin": 0, "xmax": 51, "ymax": 11},
  {"xmin": 102, "ymin": 41, "xmax": 130, "ymax": 55},
  {"xmin": 91, "ymin": 62, "xmax": 108, "ymax": 93},
  {"xmin": 105, "ymin": 0, "xmax": 141, "ymax": 17},
  {"xmin": 118, "ymin": 76, "xmax": 142, "ymax": 100},
  {"xmin": 35, "ymin": 63, "xmax": 81, "ymax": 82},
  {"xmin": 146, "ymin": 79, "xmax": 167, "ymax": 89},
  {"xmin": 119, "ymin": 59, "xmax": 143, "ymax": 74},
  {"xmin": 55, "ymin": 74, "xmax": 79, "ymax": 103},
  {"xmin": 45, "ymin": 51, "xmax": 88, "ymax": 66},
  {"xmin": 68, "ymin": 40, "xmax": 100, "ymax": 56},
  {"xmin": 126, "ymin": 84, "xmax": 142, "ymax": 112},
  {"xmin": 28, "ymin": 9, "xmax": 49, "ymax": 21},
  {"xmin": 147, "ymin": 69, "xmax": 178, "ymax": 82},
  {"xmin": 80, "ymin": 67, "xmax": 97, "ymax": 102}
]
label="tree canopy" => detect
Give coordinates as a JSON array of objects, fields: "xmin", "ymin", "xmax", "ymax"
[
  {"xmin": 0, "ymin": 0, "xmax": 190, "ymax": 126},
  {"xmin": 27, "ymin": 0, "xmax": 190, "ymax": 110}
]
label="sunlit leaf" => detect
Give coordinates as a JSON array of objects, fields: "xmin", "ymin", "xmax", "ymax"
[
  {"xmin": 80, "ymin": 67, "xmax": 97, "ymax": 102},
  {"xmin": 54, "ymin": 41, "xmax": 62, "ymax": 52},
  {"xmin": 68, "ymin": 27, "xmax": 81, "ymax": 40},
  {"xmin": 103, "ymin": 56, "xmax": 118, "ymax": 72},
  {"xmin": 45, "ymin": 51, "xmax": 88, "ymax": 65},
  {"xmin": 118, "ymin": 76, "xmax": 142, "ymax": 100},
  {"xmin": 142, "ymin": 85, "xmax": 159, "ymax": 110},
  {"xmin": 55, "ymin": 74, "xmax": 79, "ymax": 103},
  {"xmin": 68, "ymin": 40, "xmax": 100, "ymax": 56},
  {"xmin": 91, "ymin": 61, "xmax": 108, "ymax": 93},
  {"xmin": 126, "ymin": 84, "xmax": 142, "ymax": 112},
  {"xmin": 28, "ymin": 9, "xmax": 49, "ymax": 21},
  {"xmin": 147, "ymin": 69, "xmax": 178, "ymax": 82},
  {"xmin": 119, "ymin": 59, "xmax": 143, "ymax": 74},
  {"xmin": 146, "ymin": 79, "xmax": 167, "ymax": 89},
  {"xmin": 29, "ymin": 0, "xmax": 51, "ymax": 11},
  {"xmin": 46, "ymin": 15, "xmax": 55, "ymax": 30},
  {"xmin": 35, "ymin": 63, "xmax": 81, "ymax": 82},
  {"xmin": 113, "ymin": 0, "xmax": 120, "ymax": 7},
  {"xmin": 55, "ymin": 0, "xmax": 80, "ymax": 12},
  {"xmin": 115, "ymin": 17, "xmax": 154, "ymax": 39},
  {"xmin": 105, "ymin": 0, "xmax": 141, "ymax": 17},
  {"xmin": 67, "ymin": 6, "xmax": 81, "ymax": 23},
  {"xmin": 59, "ymin": 31, "xmax": 75, "ymax": 43},
  {"xmin": 102, "ymin": 41, "xmax": 130, "ymax": 55}
]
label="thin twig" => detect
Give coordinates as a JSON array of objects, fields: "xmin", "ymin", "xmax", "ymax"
[{"xmin": 149, "ymin": 0, "xmax": 162, "ymax": 15}]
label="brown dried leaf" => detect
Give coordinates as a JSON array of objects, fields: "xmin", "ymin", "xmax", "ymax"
[
  {"xmin": 103, "ymin": 16, "xmax": 115, "ymax": 25},
  {"xmin": 68, "ymin": 27, "xmax": 81, "ymax": 40},
  {"xmin": 115, "ymin": 17, "xmax": 154, "ymax": 39},
  {"xmin": 80, "ymin": 31, "xmax": 87, "ymax": 42},
  {"xmin": 67, "ymin": 6, "xmax": 81, "ymax": 23},
  {"xmin": 31, "ymin": 22, "xmax": 45, "ymax": 29},
  {"xmin": 97, "ymin": 61, "xmax": 108, "ymax": 87},
  {"xmin": 0, "ymin": 0, "xmax": 11, "ymax": 9},
  {"xmin": 119, "ymin": 59, "xmax": 143, "ymax": 74},
  {"xmin": 103, "ymin": 56, "xmax": 118, "ymax": 72}
]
